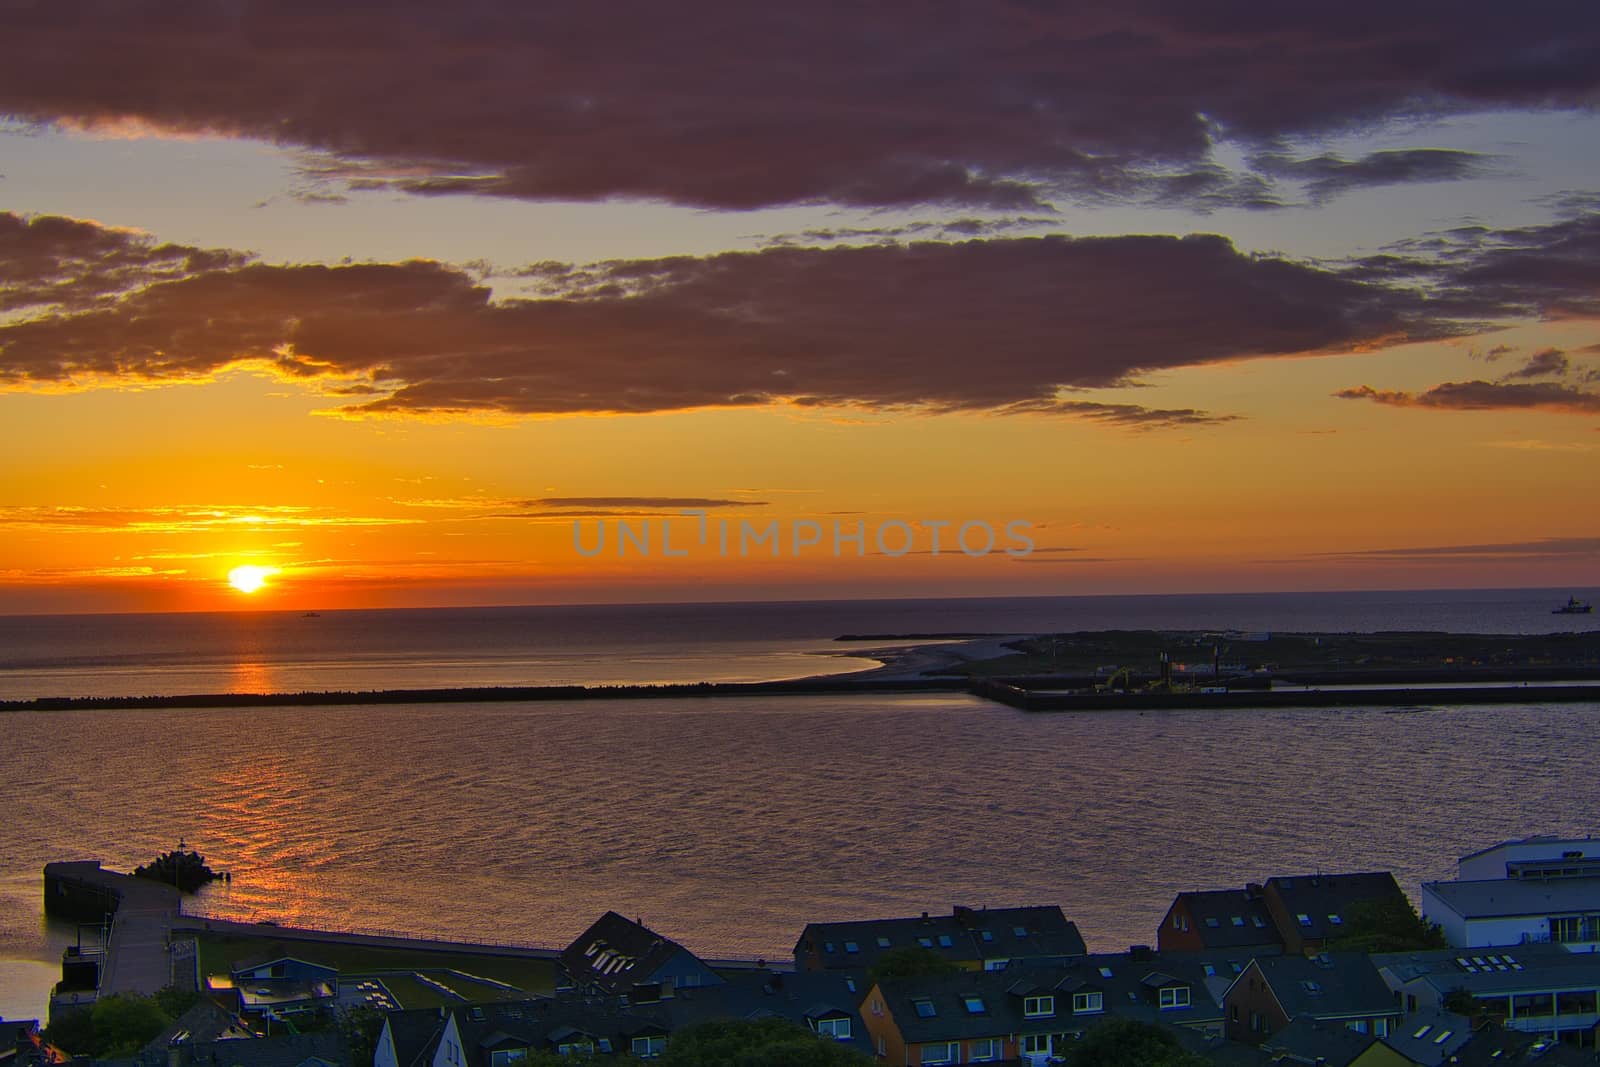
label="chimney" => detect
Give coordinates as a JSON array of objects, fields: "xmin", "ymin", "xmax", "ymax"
[{"xmin": 921, "ymin": 911, "xmax": 931, "ymax": 923}]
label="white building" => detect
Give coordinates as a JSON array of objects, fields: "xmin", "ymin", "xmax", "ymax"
[{"xmin": 1422, "ymin": 836, "xmax": 1600, "ymax": 950}]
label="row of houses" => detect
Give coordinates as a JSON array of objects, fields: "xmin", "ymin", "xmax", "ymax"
[{"xmin": 127, "ymin": 835, "xmax": 1600, "ymax": 1067}]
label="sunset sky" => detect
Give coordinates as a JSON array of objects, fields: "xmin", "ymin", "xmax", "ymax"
[{"xmin": 2, "ymin": 2, "xmax": 1598, "ymax": 613}]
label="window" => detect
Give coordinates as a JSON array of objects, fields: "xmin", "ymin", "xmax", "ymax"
[
  {"xmin": 970, "ymin": 1038, "xmax": 1001, "ymax": 1062},
  {"xmin": 846, "ymin": 978, "xmax": 857, "ymax": 993},
  {"xmin": 1159, "ymin": 986, "xmax": 1190, "ymax": 1009},
  {"xmin": 823, "ymin": 941, "xmax": 835, "ymax": 953},
  {"xmin": 921, "ymin": 1042, "xmax": 959, "ymax": 1064},
  {"xmin": 1347, "ymin": 1021, "xmax": 1368, "ymax": 1034},
  {"xmin": 983, "ymin": 958, "xmax": 1010, "ymax": 971},
  {"xmin": 871, "ymin": 998, "xmax": 883, "ymax": 1016},
  {"xmin": 937, "ymin": 934, "xmax": 953, "ymax": 947},
  {"xmin": 964, "ymin": 996, "xmax": 987, "ymax": 1014},
  {"xmin": 1375, "ymin": 1020, "xmax": 1389, "ymax": 1038},
  {"xmin": 1432, "ymin": 1029, "xmax": 1453, "ymax": 1045},
  {"xmin": 1252, "ymin": 916, "xmax": 1266, "ymax": 928},
  {"xmin": 1021, "ymin": 1035, "xmax": 1051, "ymax": 1054},
  {"xmin": 877, "ymin": 936, "xmax": 891, "ymax": 948},
  {"xmin": 844, "ymin": 940, "xmax": 859, "ymax": 954},
  {"xmin": 1023, "ymin": 995, "xmax": 1055, "ymax": 1018},
  {"xmin": 489, "ymin": 1050, "xmax": 527, "ymax": 1067},
  {"xmin": 1204, "ymin": 917, "xmax": 1220, "ymax": 928},
  {"xmin": 1071, "ymin": 992, "xmax": 1102, "ymax": 1014},
  {"xmin": 1202, "ymin": 964, "xmax": 1217, "ymax": 977},
  {"xmin": 1097, "ymin": 966, "xmax": 1114, "ymax": 979},
  {"xmin": 1012, "ymin": 926, "xmax": 1028, "ymax": 937},
  {"xmin": 1296, "ymin": 913, "xmax": 1312, "ymax": 927},
  {"xmin": 598, "ymin": 1041, "xmax": 612, "ymax": 1054},
  {"xmin": 557, "ymin": 1042, "xmax": 593, "ymax": 1057},
  {"xmin": 1231, "ymin": 916, "xmax": 1245, "ymax": 927},
  {"xmin": 815, "ymin": 1017, "xmax": 851, "ymax": 1040},
  {"xmin": 980, "ymin": 930, "xmax": 994, "ymax": 942},
  {"xmin": 1328, "ymin": 913, "xmax": 1343, "ymax": 925},
  {"xmin": 1229, "ymin": 961, "xmax": 1243, "ymax": 975},
  {"xmin": 629, "ymin": 1036, "xmax": 666, "ymax": 1059},
  {"xmin": 878, "ymin": 1037, "xmax": 886, "ymax": 1056},
  {"xmin": 918, "ymin": 937, "xmax": 934, "ymax": 948},
  {"xmin": 914, "ymin": 998, "xmax": 937, "ymax": 1018}
]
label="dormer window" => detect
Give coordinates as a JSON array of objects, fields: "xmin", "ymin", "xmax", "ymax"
[
  {"xmin": 1071, "ymin": 992, "xmax": 1102, "ymax": 1014},
  {"xmin": 1159, "ymin": 986, "xmax": 1191, "ymax": 1009},
  {"xmin": 1023, "ymin": 995, "xmax": 1054, "ymax": 1018},
  {"xmin": 815, "ymin": 1017, "xmax": 851, "ymax": 1040}
]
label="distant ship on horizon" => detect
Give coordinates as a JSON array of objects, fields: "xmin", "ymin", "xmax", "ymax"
[{"xmin": 1553, "ymin": 596, "xmax": 1593, "ymax": 615}]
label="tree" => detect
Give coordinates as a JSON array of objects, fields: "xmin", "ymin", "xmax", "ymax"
[
  {"xmin": 1059, "ymin": 1019, "xmax": 1211, "ymax": 1067},
  {"xmin": 866, "ymin": 946, "xmax": 961, "ymax": 987},
  {"xmin": 42, "ymin": 1008, "xmax": 96, "ymax": 1058},
  {"xmin": 90, "ymin": 993, "xmax": 173, "ymax": 1058},
  {"xmin": 339, "ymin": 1005, "xmax": 389, "ymax": 1067},
  {"xmin": 153, "ymin": 986, "xmax": 200, "ymax": 1019},
  {"xmin": 658, "ymin": 1018, "xmax": 873, "ymax": 1067},
  {"xmin": 1326, "ymin": 899, "xmax": 1447, "ymax": 953}
]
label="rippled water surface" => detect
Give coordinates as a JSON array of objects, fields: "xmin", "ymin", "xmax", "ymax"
[{"xmin": 5, "ymin": 694, "xmax": 1596, "ymax": 999}]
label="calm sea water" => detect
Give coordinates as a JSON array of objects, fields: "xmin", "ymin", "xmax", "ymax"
[
  {"xmin": 1, "ymin": 588, "xmax": 1596, "ymax": 1018},
  {"xmin": 2, "ymin": 588, "xmax": 1595, "ymax": 701}
]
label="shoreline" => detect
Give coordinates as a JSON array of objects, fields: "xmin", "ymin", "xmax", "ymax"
[{"xmin": 4, "ymin": 628, "xmax": 1598, "ymax": 712}]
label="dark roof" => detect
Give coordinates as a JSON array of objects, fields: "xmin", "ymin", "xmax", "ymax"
[
  {"xmin": 380, "ymin": 1010, "xmax": 445, "ymax": 1067},
  {"xmin": 141, "ymin": 1001, "xmax": 252, "ymax": 1053},
  {"xmin": 1379, "ymin": 1011, "xmax": 1472, "ymax": 1066},
  {"xmin": 1234, "ymin": 953, "xmax": 1397, "ymax": 1022},
  {"xmin": 559, "ymin": 912, "xmax": 703, "ymax": 996},
  {"xmin": 118, "ymin": 1033, "xmax": 348, "ymax": 1067},
  {"xmin": 1447, "ymin": 1026, "xmax": 1600, "ymax": 1066},
  {"xmin": 1170, "ymin": 889, "xmax": 1285, "ymax": 950},
  {"xmin": 444, "ymin": 998, "xmax": 660, "ymax": 1063},
  {"xmin": 1423, "ymin": 876, "xmax": 1600, "ymax": 919},
  {"xmin": 1372, "ymin": 944, "xmax": 1600, "ymax": 997},
  {"xmin": 796, "ymin": 905, "xmax": 1085, "ymax": 970},
  {"xmin": 229, "ymin": 957, "xmax": 339, "ymax": 981},
  {"xmin": 1262, "ymin": 1016, "xmax": 1379, "ymax": 1067},
  {"xmin": 1265, "ymin": 872, "xmax": 1406, "ymax": 944},
  {"xmin": 645, "ymin": 970, "xmax": 875, "ymax": 1056},
  {"xmin": 875, "ymin": 951, "xmax": 1219, "ymax": 1045}
]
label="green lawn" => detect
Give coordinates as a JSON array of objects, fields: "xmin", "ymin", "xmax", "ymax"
[{"xmin": 192, "ymin": 931, "xmax": 557, "ymax": 997}]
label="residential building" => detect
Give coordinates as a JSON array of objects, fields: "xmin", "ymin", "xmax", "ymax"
[
  {"xmin": 1373, "ymin": 944, "xmax": 1600, "ymax": 1047},
  {"xmin": 376, "ymin": 1009, "xmax": 445, "ymax": 1067},
  {"xmin": 1422, "ymin": 836, "xmax": 1600, "ymax": 950},
  {"xmin": 861, "ymin": 950, "xmax": 1218, "ymax": 1065},
  {"xmin": 795, "ymin": 905, "xmax": 1086, "ymax": 973},
  {"xmin": 1260, "ymin": 1017, "xmax": 1412, "ymax": 1067},
  {"xmin": 1377, "ymin": 1011, "xmax": 1473, "ymax": 1066},
  {"xmin": 1458, "ymin": 838, "xmax": 1600, "ymax": 882},
  {"xmin": 1421, "ymin": 878, "xmax": 1600, "ymax": 951},
  {"xmin": 221, "ymin": 956, "xmax": 339, "ymax": 1019},
  {"xmin": 1261, "ymin": 873, "xmax": 1409, "ymax": 956},
  {"xmin": 558, "ymin": 912, "xmax": 724, "ymax": 997},
  {"xmin": 1159, "ymin": 887, "xmax": 1285, "ymax": 955},
  {"xmin": 1223, "ymin": 952, "xmax": 1402, "ymax": 1045}
]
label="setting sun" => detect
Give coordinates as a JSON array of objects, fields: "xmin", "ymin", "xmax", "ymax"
[{"xmin": 227, "ymin": 565, "xmax": 276, "ymax": 594}]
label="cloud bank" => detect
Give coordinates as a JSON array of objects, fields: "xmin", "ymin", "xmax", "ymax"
[{"xmin": 0, "ymin": 2, "xmax": 1594, "ymax": 210}]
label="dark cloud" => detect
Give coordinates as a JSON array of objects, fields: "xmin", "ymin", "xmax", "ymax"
[
  {"xmin": 0, "ymin": 2, "xmax": 1594, "ymax": 210},
  {"xmin": 521, "ymin": 498, "xmax": 765, "ymax": 509},
  {"xmin": 1335, "ymin": 380, "xmax": 1600, "ymax": 413},
  {"xmin": 1252, "ymin": 149, "xmax": 1494, "ymax": 203},
  {"xmin": 0, "ymin": 212, "xmax": 244, "ymax": 313},
  {"xmin": 5, "ymin": 212, "xmax": 1467, "ymax": 421},
  {"xmin": 1501, "ymin": 347, "xmax": 1569, "ymax": 380}
]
